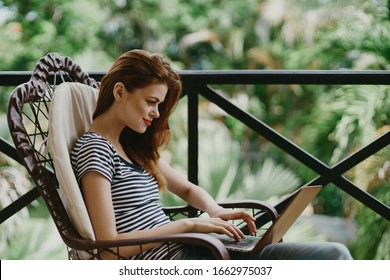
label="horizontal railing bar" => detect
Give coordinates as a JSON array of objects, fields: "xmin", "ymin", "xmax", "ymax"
[
  {"xmin": 2, "ymin": 70, "xmax": 390, "ymax": 87},
  {"xmin": 0, "ymin": 71, "xmax": 32, "ymax": 86},
  {"xmin": 180, "ymin": 70, "xmax": 390, "ymax": 85}
]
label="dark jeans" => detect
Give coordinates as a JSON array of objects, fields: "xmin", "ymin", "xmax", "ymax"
[{"xmin": 174, "ymin": 242, "xmax": 353, "ymax": 260}]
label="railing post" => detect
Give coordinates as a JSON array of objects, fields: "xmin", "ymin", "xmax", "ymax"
[
  {"xmin": 187, "ymin": 89, "xmax": 199, "ymax": 186},
  {"xmin": 186, "ymin": 88, "xmax": 200, "ymax": 218}
]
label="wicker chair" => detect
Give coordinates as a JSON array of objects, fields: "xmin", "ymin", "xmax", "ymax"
[{"xmin": 7, "ymin": 52, "xmax": 279, "ymax": 260}]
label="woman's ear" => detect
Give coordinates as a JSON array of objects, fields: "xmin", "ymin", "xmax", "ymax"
[{"xmin": 113, "ymin": 82, "xmax": 125, "ymax": 101}]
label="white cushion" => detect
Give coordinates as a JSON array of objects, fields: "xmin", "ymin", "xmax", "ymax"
[{"xmin": 48, "ymin": 82, "xmax": 97, "ymax": 241}]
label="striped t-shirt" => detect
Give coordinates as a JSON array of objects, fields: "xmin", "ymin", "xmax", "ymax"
[{"xmin": 70, "ymin": 131, "xmax": 184, "ymax": 259}]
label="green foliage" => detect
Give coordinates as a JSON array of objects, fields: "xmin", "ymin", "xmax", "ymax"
[
  {"xmin": 298, "ymin": 85, "xmax": 390, "ymax": 216},
  {"xmin": 301, "ymin": 85, "xmax": 390, "ymax": 166},
  {"xmin": 353, "ymin": 136, "xmax": 390, "ymax": 191},
  {"xmin": 2, "ymin": 217, "xmax": 67, "ymax": 259},
  {"xmin": 1, "ymin": 0, "xmax": 390, "ymax": 259},
  {"xmin": 350, "ymin": 183, "xmax": 390, "ymax": 259},
  {"xmin": 0, "ymin": 0, "xmax": 104, "ymax": 70},
  {"xmin": 0, "ymin": 165, "xmax": 32, "ymax": 255}
]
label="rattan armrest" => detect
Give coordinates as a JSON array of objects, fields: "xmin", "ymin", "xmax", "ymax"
[
  {"xmin": 217, "ymin": 199, "xmax": 279, "ymax": 221},
  {"xmin": 62, "ymin": 230, "xmax": 230, "ymax": 260},
  {"xmin": 163, "ymin": 199, "xmax": 279, "ymax": 221}
]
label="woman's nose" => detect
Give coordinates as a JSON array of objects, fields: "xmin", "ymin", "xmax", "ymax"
[{"xmin": 150, "ymin": 107, "xmax": 160, "ymax": 118}]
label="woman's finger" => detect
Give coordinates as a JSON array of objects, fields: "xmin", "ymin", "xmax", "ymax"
[{"xmin": 218, "ymin": 219, "xmax": 245, "ymax": 240}]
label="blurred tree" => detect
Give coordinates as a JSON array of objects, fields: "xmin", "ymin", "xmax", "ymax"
[{"xmin": 0, "ymin": 0, "xmax": 104, "ymax": 70}]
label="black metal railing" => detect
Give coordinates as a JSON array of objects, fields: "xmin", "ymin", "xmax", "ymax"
[{"xmin": 1, "ymin": 70, "xmax": 390, "ymax": 224}]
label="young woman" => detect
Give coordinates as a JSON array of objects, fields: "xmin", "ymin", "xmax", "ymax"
[{"xmin": 70, "ymin": 49, "xmax": 352, "ymax": 260}]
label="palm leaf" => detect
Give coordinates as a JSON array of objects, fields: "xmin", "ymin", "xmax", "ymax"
[
  {"xmin": 237, "ymin": 158, "xmax": 301, "ymax": 202},
  {"xmin": 3, "ymin": 218, "xmax": 66, "ymax": 260}
]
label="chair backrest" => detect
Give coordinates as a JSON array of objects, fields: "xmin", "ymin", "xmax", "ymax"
[
  {"xmin": 7, "ymin": 53, "xmax": 99, "ymax": 257},
  {"xmin": 48, "ymin": 82, "xmax": 98, "ymax": 241}
]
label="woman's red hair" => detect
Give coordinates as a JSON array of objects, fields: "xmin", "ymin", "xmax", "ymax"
[{"xmin": 93, "ymin": 50, "xmax": 182, "ymax": 190}]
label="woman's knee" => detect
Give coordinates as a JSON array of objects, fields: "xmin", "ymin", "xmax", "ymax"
[
  {"xmin": 257, "ymin": 242, "xmax": 353, "ymax": 260},
  {"xmin": 322, "ymin": 242, "xmax": 353, "ymax": 260}
]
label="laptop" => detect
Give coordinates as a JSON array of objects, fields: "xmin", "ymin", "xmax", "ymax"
[{"xmin": 211, "ymin": 185, "xmax": 322, "ymax": 253}]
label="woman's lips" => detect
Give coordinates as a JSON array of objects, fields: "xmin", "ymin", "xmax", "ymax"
[{"xmin": 143, "ymin": 119, "xmax": 152, "ymax": 126}]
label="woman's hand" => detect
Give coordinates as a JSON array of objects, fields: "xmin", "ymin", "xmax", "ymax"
[
  {"xmin": 208, "ymin": 207, "xmax": 257, "ymax": 236},
  {"xmin": 186, "ymin": 217, "xmax": 246, "ymax": 241}
]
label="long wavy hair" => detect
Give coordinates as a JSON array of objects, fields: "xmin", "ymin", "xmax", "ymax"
[{"xmin": 93, "ymin": 50, "xmax": 182, "ymax": 191}]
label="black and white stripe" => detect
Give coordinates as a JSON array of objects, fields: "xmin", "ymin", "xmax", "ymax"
[{"xmin": 71, "ymin": 132, "xmax": 185, "ymax": 259}]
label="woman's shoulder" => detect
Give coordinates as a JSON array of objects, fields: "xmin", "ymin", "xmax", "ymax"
[
  {"xmin": 71, "ymin": 132, "xmax": 116, "ymax": 181},
  {"xmin": 74, "ymin": 131, "xmax": 115, "ymax": 154}
]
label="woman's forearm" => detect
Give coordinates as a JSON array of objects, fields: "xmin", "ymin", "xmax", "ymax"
[
  {"xmin": 183, "ymin": 184, "xmax": 224, "ymax": 216},
  {"xmin": 101, "ymin": 219, "xmax": 193, "ymax": 259}
]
